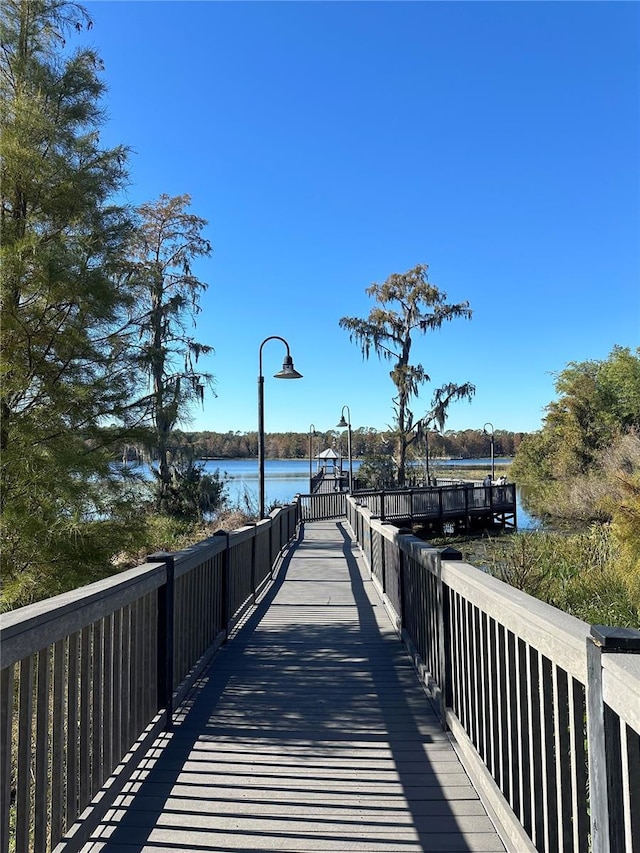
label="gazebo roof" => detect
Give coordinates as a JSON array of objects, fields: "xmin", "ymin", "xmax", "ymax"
[{"xmin": 315, "ymin": 447, "xmax": 341, "ymax": 460}]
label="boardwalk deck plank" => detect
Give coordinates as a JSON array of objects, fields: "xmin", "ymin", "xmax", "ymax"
[{"xmin": 81, "ymin": 520, "xmax": 506, "ymax": 853}]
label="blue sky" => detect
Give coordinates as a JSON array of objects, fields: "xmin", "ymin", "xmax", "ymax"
[{"xmin": 84, "ymin": 0, "xmax": 639, "ymax": 436}]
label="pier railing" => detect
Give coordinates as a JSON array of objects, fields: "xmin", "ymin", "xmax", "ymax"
[
  {"xmin": 345, "ymin": 496, "xmax": 640, "ymax": 853},
  {"xmin": 299, "ymin": 482, "xmax": 516, "ymax": 528},
  {"xmin": 4, "ymin": 492, "xmax": 638, "ymax": 853},
  {"xmin": 0, "ymin": 503, "xmax": 299, "ymax": 853},
  {"xmin": 353, "ymin": 482, "xmax": 516, "ymax": 529},
  {"xmin": 298, "ymin": 491, "xmax": 346, "ymax": 521}
]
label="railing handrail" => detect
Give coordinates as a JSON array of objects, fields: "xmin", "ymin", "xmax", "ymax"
[
  {"xmin": 0, "ymin": 501, "xmax": 301, "ymax": 853},
  {"xmin": 372, "ymin": 511, "xmax": 591, "ymax": 690},
  {"xmin": 0, "ymin": 561, "xmax": 167, "ymax": 670},
  {"xmin": 345, "ymin": 494, "xmax": 640, "ymax": 853}
]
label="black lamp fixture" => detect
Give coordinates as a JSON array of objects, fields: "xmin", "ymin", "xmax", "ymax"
[
  {"xmin": 258, "ymin": 336, "xmax": 302, "ymax": 518},
  {"xmin": 336, "ymin": 405, "xmax": 353, "ymax": 493}
]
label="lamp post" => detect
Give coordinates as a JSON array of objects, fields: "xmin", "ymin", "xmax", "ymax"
[
  {"xmin": 336, "ymin": 405, "xmax": 353, "ymax": 493},
  {"xmin": 425, "ymin": 429, "xmax": 430, "ymax": 486},
  {"xmin": 308, "ymin": 423, "xmax": 317, "ymax": 493},
  {"xmin": 483, "ymin": 422, "xmax": 495, "ymax": 481},
  {"xmin": 258, "ymin": 336, "xmax": 302, "ymax": 518}
]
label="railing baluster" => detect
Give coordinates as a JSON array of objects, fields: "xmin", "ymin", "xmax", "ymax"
[
  {"xmin": 541, "ymin": 655, "xmax": 558, "ymax": 852},
  {"xmin": 554, "ymin": 666, "xmax": 574, "ymax": 853},
  {"xmin": 0, "ymin": 665, "xmax": 13, "ymax": 853},
  {"xmin": 624, "ymin": 723, "xmax": 640, "ymax": 846},
  {"xmin": 91, "ymin": 619, "xmax": 104, "ymax": 795},
  {"xmin": 16, "ymin": 655, "xmax": 34, "ymax": 853},
  {"xmin": 112, "ymin": 610, "xmax": 122, "ymax": 771},
  {"xmin": 51, "ymin": 639, "xmax": 65, "ymax": 845},
  {"xmin": 102, "ymin": 613, "xmax": 113, "ymax": 780},
  {"xmin": 79, "ymin": 626, "xmax": 91, "ymax": 814},
  {"xmin": 120, "ymin": 605, "xmax": 131, "ymax": 756},
  {"xmin": 67, "ymin": 632, "xmax": 79, "ymax": 828},
  {"xmin": 34, "ymin": 647, "xmax": 50, "ymax": 853},
  {"xmin": 507, "ymin": 631, "xmax": 519, "ymax": 813}
]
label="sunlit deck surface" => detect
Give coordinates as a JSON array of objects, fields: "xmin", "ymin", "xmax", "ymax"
[{"xmin": 82, "ymin": 520, "xmax": 506, "ymax": 852}]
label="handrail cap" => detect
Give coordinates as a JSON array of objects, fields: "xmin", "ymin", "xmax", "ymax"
[
  {"xmin": 590, "ymin": 624, "xmax": 640, "ymax": 651},
  {"xmin": 440, "ymin": 546, "xmax": 463, "ymax": 560}
]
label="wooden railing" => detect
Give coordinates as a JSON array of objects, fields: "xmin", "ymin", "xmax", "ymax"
[
  {"xmin": 345, "ymin": 496, "xmax": 640, "ymax": 853},
  {"xmin": 297, "ymin": 491, "xmax": 346, "ymax": 521},
  {"xmin": 0, "ymin": 503, "xmax": 299, "ymax": 853},
  {"xmin": 353, "ymin": 482, "xmax": 516, "ymax": 529}
]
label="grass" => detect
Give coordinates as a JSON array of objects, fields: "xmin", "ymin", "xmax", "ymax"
[{"xmin": 423, "ymin": 524, "xmax": 640, "ymax": 629}]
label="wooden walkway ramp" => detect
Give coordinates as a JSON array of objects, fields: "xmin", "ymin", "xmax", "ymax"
[{"xmin": 82, "ymin": 521, "xmax": 506, "ymax": 853}]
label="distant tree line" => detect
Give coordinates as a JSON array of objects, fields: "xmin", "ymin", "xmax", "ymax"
[{"xmin": 116, "ymin": 427, "xmax": 528, "ymax": 463}]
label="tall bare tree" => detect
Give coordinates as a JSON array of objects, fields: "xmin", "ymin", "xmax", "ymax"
[
  {"xmin": 126, "ymin": 193, "xmax": 214, "ymax": 512},
  {"xmin": 339, "ymin": 264, "xmax": 475, "ymax": 486}
]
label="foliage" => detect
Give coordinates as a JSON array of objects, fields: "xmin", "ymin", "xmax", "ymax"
[
  {"xmin": 123, "ymin": 193, "xmax": 214, "ymax": 513},
  {"xmin": 511, "ymin": 346, "xmax": 640, "ymax": 522},
  {"xmin": 0, "ymin": 0, "xmax": 147, "ymax": 600},
  {"xmin": 466, "ymin": 526, "xmax": 639, "ymax": 629},
  {"xmin": 148, "ymin": 460, "xmax": 228, "ymax": 521},
  {"xmin": 0, "ymin": 4, "xmax": 218, "ymax": 607},
  {"xmin": 339, "ymin": 264, "xmax": 474, "ymax": 485},
  {"xmin": 355, "ymin": 453, "xmax": 398, "ymax": 489},
  {"xmin": 1, "ymin": 469, "xmax": 147, "ymax": 610},
  {"xmin": 598, "ymin": 431, "xmax": 640, "ymax": 585}
]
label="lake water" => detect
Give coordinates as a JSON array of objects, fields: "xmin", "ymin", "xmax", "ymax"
[{"xmin": 204, "ymin": 457, "xmax": 539, "ymax": 530}]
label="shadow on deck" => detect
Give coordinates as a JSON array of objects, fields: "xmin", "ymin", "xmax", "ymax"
[{"xmin": 81, "ymin": 521, "xmax": 505, "ymax": 852}]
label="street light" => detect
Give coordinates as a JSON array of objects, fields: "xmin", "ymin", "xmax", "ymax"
[
  {"xmin": 308, "ymin": 423, "xmax": 317, "ymax": 493},
  {"xmin": 336, "ymin": 405, "xmax": 353, "ymax": 493},
  {"xmin": 258, "ymin": 336, "xmax": 302, "ymax": 518},
  {"xmin": 483, "ymin": 422, "xmax": 495, "ymax": 481}
]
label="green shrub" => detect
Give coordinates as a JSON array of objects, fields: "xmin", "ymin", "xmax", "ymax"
[{"xmin": 477, "ymin": 525, "xmax": 639, "ymax": 629}]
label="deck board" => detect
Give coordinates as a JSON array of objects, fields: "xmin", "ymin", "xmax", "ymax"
[{"xmin": 82, "ymin": 520, "xmax": 506, "ymax": 852}]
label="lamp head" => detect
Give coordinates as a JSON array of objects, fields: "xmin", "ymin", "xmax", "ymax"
[
  {"xmin": 274, "ymin": 355, "xmax": 303, "ymax": 379},
  {"xmin": 337, "ymin": 415, "xmax": 348, "ymax": 428}
]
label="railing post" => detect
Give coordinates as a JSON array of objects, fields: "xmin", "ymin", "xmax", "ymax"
[
  {"xmin": 396, "ymin": 529, "xmax": 413, "ymax": 632},
  {"xmin": 398, "ymin": 543, "xmax": 406, "ymax": 630},
  {"xmin": 269, "ymin": 520, "xmax": 274, "ymax": 578},
  {"xmin": 587, "ymin": 625, "xmax": 640, "ymax": 853},
  {"xmin": 149, "ymin": 551, "xmax": 175, "ymax": 731},
  {"xmin": 0, "ymin": 665, "xmax": 12, "ymax": 853},
  {"xmin": 435, "ymin": 551, "xmax": 447, "ymax": 727},
  {"xmin": 438, "ymin": 547, "xmax": 461, "ymax": 731},
  {"xmin": 213, "ymin": 530, "xmax": 230, "ymax": 641},
  {"xmin": 464, "ymin": 485, "xmax": 471, "ymax": 531},
  {"xmin": 251, "ymin": 524, "xmax": 257, "ymax": 601},
  {"xmin": 380, "ymin": 489, "xmax": 386, "ymax": 522}
]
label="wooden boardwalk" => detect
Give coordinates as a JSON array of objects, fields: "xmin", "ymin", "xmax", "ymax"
[{"xmin": 81, "ymin": 521, "xmax": 506, "ymax": 853}]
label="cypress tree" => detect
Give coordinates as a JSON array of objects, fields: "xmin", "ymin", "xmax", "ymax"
[{"xmin": 0, "ymin": 0, "xmax": 141, "ymax": 605}]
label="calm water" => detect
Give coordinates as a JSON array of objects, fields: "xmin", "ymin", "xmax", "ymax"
[
  {"xmin": 207, "ymin": 458, "xmax": 362, "ymax": 511},
  {"xmin": 204, "ymin": 457, "xmax": 539, "ymax": 530}
]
